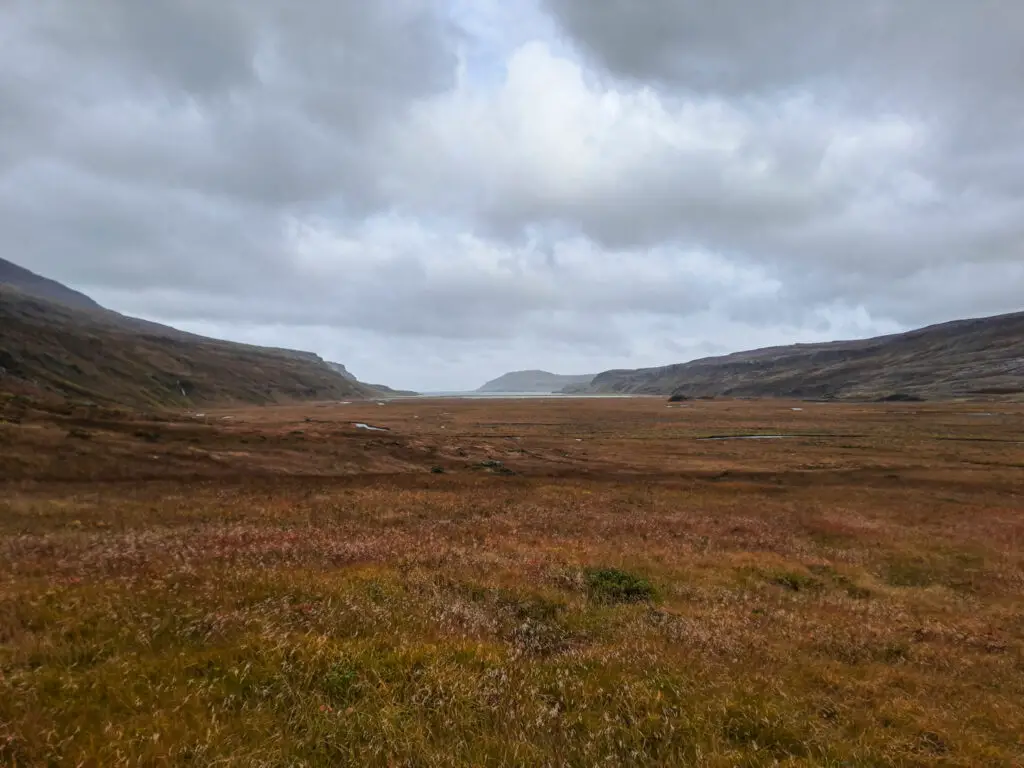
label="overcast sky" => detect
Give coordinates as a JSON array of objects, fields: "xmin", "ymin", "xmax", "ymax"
[{"xmin": 2, "ymin": 1, "xmax": 1022, "ymax": 390}]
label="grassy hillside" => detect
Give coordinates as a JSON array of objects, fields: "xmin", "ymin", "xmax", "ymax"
[
  {"xmin": 0, "ymin": 287, "xmax": 372, "ymax": 408},
  {"xmin": 572, "ymin": 312, "xmax": 1024, "ymax": 399},
  {"xmin": 0, "ymin": 257, "xmax": 102, "ymax": 311}
]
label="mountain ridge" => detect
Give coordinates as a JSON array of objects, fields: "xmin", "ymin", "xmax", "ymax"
[
  {"xmin": 564, "ymin": 311, "xmax": 1024, "ymax": 399},
  {"xmin": 325, "ymin": 362, "xmax": 418, "ymax": 397},
  {"xmin": 0, "ymin": 258, "xmax": 375, "ymax": 408},
  {"xmin": 0, "ymin": 258, "xmax": 102, "ymax": 312},
  {"xmin": 477, "ymin": 370, "xmax": 596, "ymax": 393}
]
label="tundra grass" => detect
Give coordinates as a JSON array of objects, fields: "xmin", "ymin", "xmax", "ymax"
[{"xmin": 1, "ymin": 398, "xmax": 1023, "ymax": 766}]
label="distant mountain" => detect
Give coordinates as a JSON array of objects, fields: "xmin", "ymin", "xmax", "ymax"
[
  {"xmin": 326, "ymin": 362, "xmax": 418, "ymax": 397},
  {"xmin": 0, "ymin": 257, "xmax": 102, "ymax": 311},
  {"xmin": 0, "ymin": 259, "xmax": 374, "ymax": 408},
  {"xmin": 478, "ymin": 370, "xmax": 596, "ymax": 393},
  {"xmin": 567, "ymin": 312, "xmax": 1024, "ymax": 400}
]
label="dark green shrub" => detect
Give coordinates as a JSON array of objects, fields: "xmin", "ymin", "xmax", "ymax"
[
  {"xmin": 584, "ymin": 568, "xmax": 656, "ymax": 604},
  {"xmin": 768, "ymin": 571, "xmax": 823, "ymax": 593}
]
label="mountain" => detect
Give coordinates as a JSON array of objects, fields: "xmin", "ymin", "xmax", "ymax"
[
  {"xmin": 0, "ymin": 257, "xmax": 103, "ymax": 311},
  {"xmin": 566, "ymin": 312, "xmax": 1024, "ymax": 400},
  {"xmin": 326, "ymin": 362, "xmax": 359, "ymax": 382},
  {"xmin": 326, "ymin": 362, "xmax": 418, "ymax": 397},
  {"xmin": 1, "ymin": 260, "xmax": 374, "ymax": 408},
  {"xmin": 478, "ymin": 370, "xmax": 596, "ymax": 393},
  {"xmin": 364, "ymin": 383, "xmax": 419, "ymax": 397}
]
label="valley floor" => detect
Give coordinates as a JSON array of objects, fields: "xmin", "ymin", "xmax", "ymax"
[{"xmin": 1, "ymin": 396, "xmax": 1023, "ymax": 766}]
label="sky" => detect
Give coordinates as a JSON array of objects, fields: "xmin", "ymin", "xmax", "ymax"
[{"xmin": 2, "ymin": 1, "xmax": 1022, "ymax": 391}]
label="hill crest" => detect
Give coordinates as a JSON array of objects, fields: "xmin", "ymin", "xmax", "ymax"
[
  {"xmin": 0, "ymin": 258, "xmax": 102, "ymax": 311},
  {"xmin": 567, "ymin": 312, "xmax": 1024, "ymax": 400},
  {"xmin": 478, "ymin": 370, "xmax": 595, "ymax": 393},
  {"xmin": 1, "ymin": 260, "xmax": 374, "ymax": 408}
]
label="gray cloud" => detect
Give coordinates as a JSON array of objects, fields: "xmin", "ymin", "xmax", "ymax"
[
  {"xmin": 543, "ymin": 1, "xmax": 1024, "ymax": 107},
  {"xmin": 392, "ymin": 5, "xmax": 1024, "ymax": 328},
  {"xmin": 1, "ymin": 1, "xmax": 1021, "ymax": 390},
  {"xmin": 0, "ymin": 0, "xmax": 456, "ymax": 290}
]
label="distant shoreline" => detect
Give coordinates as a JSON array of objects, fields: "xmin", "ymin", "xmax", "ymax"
[{"xmin": 396, "ymin": 391, "xmax": 646, "ymax": 400}]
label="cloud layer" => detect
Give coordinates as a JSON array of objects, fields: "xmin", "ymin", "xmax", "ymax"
[{"xmin": 2, "ymin": 1, "xmax": 1021, "ymax": 390}]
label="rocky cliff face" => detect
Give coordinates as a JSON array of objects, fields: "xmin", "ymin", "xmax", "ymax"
[
  {"xmin": 326, "ymin": 362, "xmax": 418, "ymax": 397},
  {"xmin": 326, "ymin": 362, "xmax": 358, "ymax": 382}
]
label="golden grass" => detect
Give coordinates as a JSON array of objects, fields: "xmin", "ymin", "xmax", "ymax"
[{"xmin": 1, "ymin": 396, "xmax": 1023, "ymax": 765}]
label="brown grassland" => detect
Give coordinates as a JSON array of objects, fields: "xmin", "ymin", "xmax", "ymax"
[{"xmin": 1, "ymin": 394, "xmax": 1023, "ymax": 766}]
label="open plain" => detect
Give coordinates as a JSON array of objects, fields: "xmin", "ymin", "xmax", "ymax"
[{"xmin": 1, "ymin": 395, "xmax": 1023, "ymax": 766}]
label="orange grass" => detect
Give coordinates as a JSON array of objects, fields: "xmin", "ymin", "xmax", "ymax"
[{"xmin": 1, "ymin": 395, "xmax": 1023, "ymax": 766}]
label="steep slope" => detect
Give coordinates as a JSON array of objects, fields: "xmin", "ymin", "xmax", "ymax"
[
  {"xmin": 571, "ymin": 312, "xmax": 1024, "ymax": 400},
  {"xmin": 478, "ymin": 370, "xmax": 596, "ymax": 393},
  {"xmin": 1, "ymin": 286, "xmax": 373, "ymax": 408},
  {"xmin": 326, "ymin": 362, "xmax": 418, "ymax": 397},
  {"xmin": 326, "ymin": 362, "xmax": 359, "ymax": 383},
  {"xmin": 0, "ymin": 257, "xmax": 102, "ymax": 311}
]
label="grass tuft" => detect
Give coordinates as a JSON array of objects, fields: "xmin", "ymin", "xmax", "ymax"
[{"xmin": 584, "ymin": 567, "xmax": 657, "ymax": 604}]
